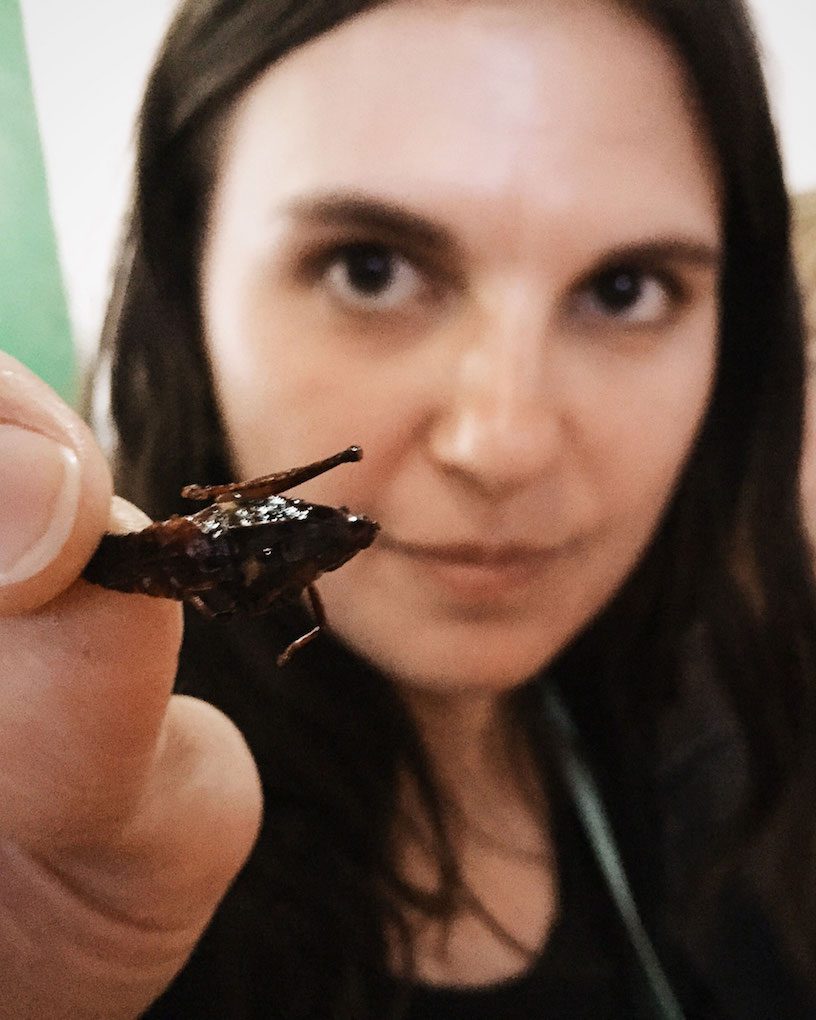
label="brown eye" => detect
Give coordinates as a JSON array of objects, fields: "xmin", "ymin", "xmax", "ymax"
[
  {"xmin": 573, "ymin": 265, "xmax": 678, "ymax": 326},
  {"xmin": 324, "ymin": 243, "xmax": 425, "ymax": 310},
  {"xmin": 338, "ymin": 245, "xmax": 396, "ymax": 294},
  {"xmin": 595, "ymin": 269, "xmax": 644, "ymax": 312}
]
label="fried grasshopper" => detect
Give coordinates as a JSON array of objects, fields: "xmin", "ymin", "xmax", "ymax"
[{"xmin": 83, "ymin": 446, "xmax": 378, "ymax": 665}]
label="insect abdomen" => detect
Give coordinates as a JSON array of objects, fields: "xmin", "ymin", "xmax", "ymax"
[{"xmin": 83, "ymin": 518, "xmax": 224, "ymax": 600}]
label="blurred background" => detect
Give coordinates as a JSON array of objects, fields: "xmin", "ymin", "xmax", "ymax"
[{"xmin": 3, "ymin": 0, "xmax": 816, "ymax": 403}]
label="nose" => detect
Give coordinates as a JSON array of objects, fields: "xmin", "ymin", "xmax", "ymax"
[{"xmin": 428, "ymin": 297, "xmax": 564, "ymax": 498}]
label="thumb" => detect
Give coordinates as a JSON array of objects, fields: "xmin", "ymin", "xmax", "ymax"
[
  {"xmin": 0, "ymin": 352, "xmax": 112, "ymax": 614},
  {"xmin": 0, "ymin": 351, "xmax": 186, "ymax": 843}
]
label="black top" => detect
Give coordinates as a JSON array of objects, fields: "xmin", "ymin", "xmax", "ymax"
[
  {"xmin": 142, "ymin": 614, "xmax": 816, "ymax": 1019},
  {"xmin": 394, "ymin": 771, "xmax": 650, "ymax": 1020},
  {"xmin": 146, "ymin": 740, "xmax": 649, "ymax": 1020}
]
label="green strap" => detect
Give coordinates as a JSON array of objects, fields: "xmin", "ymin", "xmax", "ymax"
[
  {"xmin": 0, "ymin": 0, "xmax": 76, "ymax": 403},
  {"xmin": 543, "ymin": 686, "xmax": 687, "ymax": 1020}
]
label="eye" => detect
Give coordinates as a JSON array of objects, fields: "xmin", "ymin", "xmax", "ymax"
[
  {"xmin": 323, "ymin": 243, "xmax": 425, "ymax": 311},
  {"xmin": 573, "ymin": 265, "xmax": 679, "ymax": 326}
]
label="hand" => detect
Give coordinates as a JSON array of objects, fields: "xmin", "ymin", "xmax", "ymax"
[{"xmin": 0, "ymin": 353, "xmax": 262, "ymax": 1019}]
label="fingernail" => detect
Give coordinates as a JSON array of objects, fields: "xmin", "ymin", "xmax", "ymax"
[{"xmin": 0, "ymin": 423, "xmax": 81, "ymax": 585}]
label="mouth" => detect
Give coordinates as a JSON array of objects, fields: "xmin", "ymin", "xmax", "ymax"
[
  {"xmin": 377, "ymin": 533, "xmax": 574, "ymax": 600},
  {"xmin": 380, "ymin": 536, "xmax": 555, "ymax": 564}
]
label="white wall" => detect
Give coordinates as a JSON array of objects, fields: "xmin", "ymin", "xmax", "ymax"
[
  {"xmin": 21, "ymin": 0, "xmax": 177, "ymax": 361},
  {"xmin": 750, "ymin": 0, "xmax": 816, "ymax": 195},
  {"xmin": 20, "ymin": 0, "xmax": 816, "ymax": 360}
]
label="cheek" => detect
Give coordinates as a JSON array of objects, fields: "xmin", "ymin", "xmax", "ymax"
[
  {"xmin": 203, "ymin": 269, "xmax": 409, "ymax": 494},
  {"xmin": 585, "ymin": 335, "xmax": 716, "ymax": 528},
  {"xmin": 206, "ymin": 330, "xmax": 370, "ymax": 490},
  {"xmin": 202, "ymin": 260, "xmax": 353, "ymax": 477}
]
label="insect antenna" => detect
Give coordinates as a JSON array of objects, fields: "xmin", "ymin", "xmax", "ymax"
[{"xmin": 181, "ymin": 446, "xmax": 363, "ymax": 502}]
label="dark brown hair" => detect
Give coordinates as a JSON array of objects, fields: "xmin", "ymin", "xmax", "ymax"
[{"xmin": 93, "ymin": 0, "xmax": 816, "ymax": 1013}]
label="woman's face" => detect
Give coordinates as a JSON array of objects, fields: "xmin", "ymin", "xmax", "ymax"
[{"xmin": 200, "ymin": 0, "xmax": 721, "ymax": 692}]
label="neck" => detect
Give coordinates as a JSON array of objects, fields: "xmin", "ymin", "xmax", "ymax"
[
  {"xmin": 400, "ymin": 684, "xmax": 542, "ymax": 824},
  {"xmin": 398, "ymin": 683, "xmax": 551, "ymax": 869},
  {"xmin": 405, "ymin": 686, "xmax": 508, "ymax": 781}
]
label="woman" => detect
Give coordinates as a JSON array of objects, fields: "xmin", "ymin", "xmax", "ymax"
[{"xmin": 0, "ymin": 0, "xmax": 814, "ymax": 1017}]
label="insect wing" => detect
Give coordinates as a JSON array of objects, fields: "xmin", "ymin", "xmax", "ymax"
[{"xmin": 190, "ymin": 495, "xmax": 320, "ymax": 613}]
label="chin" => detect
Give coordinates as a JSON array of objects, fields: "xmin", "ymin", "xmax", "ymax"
[{"xmin": 334, "ymin": 616, "xmax": 562, "ymax": 695}]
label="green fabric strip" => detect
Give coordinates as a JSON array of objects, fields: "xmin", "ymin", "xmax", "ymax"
[{"xmin": 0, "ymin": 0, "xmax": 76, "ymax": 404}]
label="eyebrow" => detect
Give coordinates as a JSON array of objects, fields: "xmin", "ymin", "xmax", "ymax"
[
  {"xmin": 283, "ymin": 193, "xmax": 461, "ymax": 254},
  {"xmin": 282, "ymin": 192, "xmax": 721, "ymax": 270},
  {"xmin": 594, "ymin": 238, "xmax": 723, "ymax": 271}
]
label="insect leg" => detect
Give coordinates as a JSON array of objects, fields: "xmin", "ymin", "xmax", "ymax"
[
  {"xmin": 275, "ymin": 585, "xmax": 326, "ymax": 667},
  {"xmin": 305, "ymin": 583, "xmax": 327, "ymax": 628},
  {"xmin": 187, "ymin": 594, "xmax": 218, "ymax": 619},
  {"xmin": 181, "ymin": 446, "xmax": 362, "ymax": 502},
  {"xmin": 276, "ymin": 624, "xmax": 320, "ymax": 667}
]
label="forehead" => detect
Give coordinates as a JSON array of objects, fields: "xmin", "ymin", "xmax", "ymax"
[{"xmin": 211, "ymin": 0, "xmax": 719, "ymax": 247}]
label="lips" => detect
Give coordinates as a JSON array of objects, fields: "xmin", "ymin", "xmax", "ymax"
[
  {"xmin": 386, "ymin": 540, "xmax": 551, "ymax": 566},
  {"xmin": 376, "ymin": 532, "xmax": 572, "ymax": 601},
  {"xmin": 378, "ymin": 533, "xmax": 566, "ymax": 564}
]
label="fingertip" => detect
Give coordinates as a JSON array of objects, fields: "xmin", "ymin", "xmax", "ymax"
[{"xmin": 108, "ymin": 495, "xmax": 153, "ymax": 535}]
